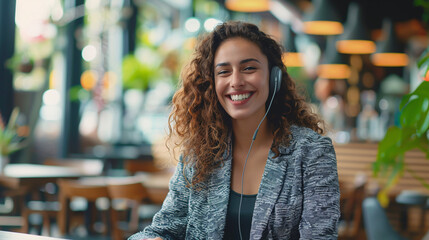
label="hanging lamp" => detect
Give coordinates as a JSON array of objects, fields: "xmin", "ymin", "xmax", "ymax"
[
  {"xmin": 225, "ymin": 0, "xmax": 270, "ymax": 12},
  {"xmin": 282, "ymin": 25, "xmax": 304, "ymax": 67},
  {"xmin": 371, "ymin": 18, "xmax": 409, "ymax": 67},
  {"xmin": 318, "ymin": 36, "xmax": 351, "ymax": 79},
  {"xmin": 302, "ymin": 0, "xmax": 343, "ymax": 35},
  {"xmin": 336, "ymin": 1, "xmax": 376, "ymax": 54}
]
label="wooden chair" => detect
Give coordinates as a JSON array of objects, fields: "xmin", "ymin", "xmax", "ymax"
[
  {"xmin": 0, "ymin": 186, "xmax": 27, "ymax": 232},
  {"xmin": 124, "ymin": 160, "xmax": 163, "ymax": 175},
  {"xmin": 21, "ymin": 158, "xmax": 104, "ymax": 235},
  {"xmin": 107, "ymin": 179, "xmax": 161, "ymax": 240},
  {"xmin": 57, "ymin": 178, "xmax": 110, "ymax": 238},
  {"xmin": 339, "ymin": 174, "xmax": 367, "ymax": 240}
]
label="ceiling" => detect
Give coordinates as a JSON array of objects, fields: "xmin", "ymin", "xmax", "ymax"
[{"xmin": 216, "ymin": 0, "xmax": 427, "ymax": 42}]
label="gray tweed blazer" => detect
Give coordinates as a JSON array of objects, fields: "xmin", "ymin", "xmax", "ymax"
[{"xmin": 129, "ymin": 125, "xmax": 340, "ymax": 240}]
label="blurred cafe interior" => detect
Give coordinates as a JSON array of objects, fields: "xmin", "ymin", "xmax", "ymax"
[{"xmin": 0, "ymin": 0, "xmax": 429, "ymax": 239}]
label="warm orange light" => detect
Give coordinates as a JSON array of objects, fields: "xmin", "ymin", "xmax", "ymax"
[
  {"xmin": 371, "ymin": 53, "xmax": 409, "ymax": 67},
  {"xmin": 336, "ymin": 40, "xmax": 376, "ymax": 54},
  {"xmin": 185, "ymin": 37, "xmax": 197, "ymax": 50},
  {"xmin": 49, "ymin": 70, "xmax": 56, "ymax": 89},
  {"xmin": 318, "ymin": 64, "xmax": 351, "ymax": 79},
  {"xmin": 303, "ymin": 21, "xmax": 343, "ymax": 35},
  {"xmin": 282, "ymin": 52, "xmax": 304, "ymax": 67},
  {"xmin": 225, "ymin": 0, "xmax": 270, "ymax": 12},
  {"xmin": 80, "ymin": 70, "xmax": 98, "ymax": 90},
  {"xmin": 102, "ymin": 71, "xmax": 117, "ymax": 90}
]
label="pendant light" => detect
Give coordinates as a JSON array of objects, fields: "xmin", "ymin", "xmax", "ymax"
[
  {"xmin": 336, "ymin": 1, "xmax": 376, "ymax": 54},
  {"xmin": 302, "ymin": 0, "xmax": 343, "ymax": 35},
  {"xmin": 225, "ymin": 0, "xmax": 270, "ymax": 12},
  {"xmin": 282, "ymin": 25, "xmax": 304, "ymax": 67},
  {"xmin": 318, "ymin": 36, "xmax": 351, "ymax": 79},
  {"xmin": 371, "ymin": 18, "xmax": 409, "ymax": 67}
]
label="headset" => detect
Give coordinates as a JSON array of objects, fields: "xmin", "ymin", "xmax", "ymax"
[{"xmin": 238, "ymin": 66, "xmax": 282, "ymax": 240}]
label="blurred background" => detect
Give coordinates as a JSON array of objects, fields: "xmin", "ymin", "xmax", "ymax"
[
  {"xmin": 0, "ymin": 0, "xmax": 426, "ymax": 163},
  {"xmin": 1, "ymin": 0, "xmax": 429, "ymax": 239}
]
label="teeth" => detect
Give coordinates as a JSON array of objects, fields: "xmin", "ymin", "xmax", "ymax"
[{"xmin": 230, "ymin": 93, "xmax": 251, "ymax": 101}]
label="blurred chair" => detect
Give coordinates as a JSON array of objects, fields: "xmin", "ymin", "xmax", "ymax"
[
  {"xmin": 124, "ymin": 160, "xmax": 164, "ymax": 175},
  {"xmin": 396, "ymin": 190, "xmax": 428, "ymax": 238},
  {"xmin": 362, "ymin": 197, "xmax": 408, "ymax": 240},
  {"xmin": 338, "ymin": 173, "xmax": 367, "ymax": 240},
  {"xmin": 0, "ymin": 186, "xmax": 27, "ymax": 232},
  {"xmin": 57, "ymin": 178, "xmax": 110, "ymax": 238},
  {"xmin": 107, "ymin": 178, "xmax": 161, "ymax": 240},
  {"xmin": 22, "ymin": 196, "xmax": 60, "ymax": 235},
  {"xmin": 21, "ymin": 158, "xmax": 104, "ymax": 235}
]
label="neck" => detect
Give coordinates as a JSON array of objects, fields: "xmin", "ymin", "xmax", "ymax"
[{"xmin": 232, "ymin": 116, "xmax": 272, "ymax": 152}]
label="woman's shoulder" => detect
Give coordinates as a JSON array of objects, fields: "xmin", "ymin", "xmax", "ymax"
[
  {"xmin": 277, "ymin": 125, "xmax": 333, "ymax": 155},
  {"xmin": 290, "ymin": 125, "xmax": 332, "ymax": 145}
]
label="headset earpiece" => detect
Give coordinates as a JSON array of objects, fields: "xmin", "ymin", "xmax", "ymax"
[{"xmin": 269, "ymin": 66, "xmax": 282, "ymax": 99}]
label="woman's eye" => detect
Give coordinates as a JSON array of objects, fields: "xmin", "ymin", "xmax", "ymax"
[
  {"xmin": 217, "ymin": 70, "xmax": 228, "ymax": 75},
  {"xmin": 244, "ymin": 66, "xmax": 256, "ymax": 71}
]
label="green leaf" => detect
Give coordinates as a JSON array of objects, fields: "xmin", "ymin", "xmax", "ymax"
[
  {"xmin": 417, "ymin": 107, "xmax": 429, "ymax": 136},
  {"xmin": 400, "ymin": 98, "xmax": 427, "ymax": 127},
  {"xmin": 399, "ymin": 93, "xmax": 412, "ymax": 110},
  {"xmin": 376, "ymin": 126, "xmax": 402, "ymax": 168},
  {"xmin": 411, "ymin": 81, "xmax": 429, "ymax": 98},
  {"xmin": 6, "ymin": 108, "xmax": 19, "ymax": 131},
  {"xmin": 401, "ymin": 82, "xmax": 429, "ymax": 110},
  {"xmin": 418, "ymin": 55, "xmax": 429, "ymax": 69},
  {"xmin": 417, "ymin": 45, "xmax": 429, "ymax": 68},
  {"xmin": 399, "ymin": 127, "xmax": 420, "ymax": 151}
]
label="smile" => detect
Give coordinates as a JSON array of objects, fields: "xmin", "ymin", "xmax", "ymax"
[{"xmin": 230, "ymin": 93, "xmax": 252, "ymax": 101}]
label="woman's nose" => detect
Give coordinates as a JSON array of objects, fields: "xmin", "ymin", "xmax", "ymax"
[{"xmin": 230, "ymin": 71, "xmax": 244, "ymax": 88}]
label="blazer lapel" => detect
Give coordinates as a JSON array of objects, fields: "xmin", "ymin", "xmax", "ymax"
[
  {"xmin": 250, "ymin": 147, "xmax": 292, "ymax": 239},
  {"xmin": 206, "ymin": 144, "xmax": 232, "ymax": 239}
]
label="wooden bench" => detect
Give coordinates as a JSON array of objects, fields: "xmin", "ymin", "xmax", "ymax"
[
  {"xmin": 334, "ymin": 142, "xmax": 429, "ymax": 196},
  {"xmin": 334, "ymin": 142, "xmax": 429, "ymax": 239}
]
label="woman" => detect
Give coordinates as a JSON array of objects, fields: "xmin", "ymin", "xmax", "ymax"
[{"xmin": 129, "ymin": 21, "xmax": 340, "ymax": 240}]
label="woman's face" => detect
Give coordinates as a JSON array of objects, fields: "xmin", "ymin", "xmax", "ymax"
[{"xmin": 214, "ymin": 37, "xmax": 270, "ymax": 121}]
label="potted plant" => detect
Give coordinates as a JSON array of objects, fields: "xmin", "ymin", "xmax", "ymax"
[{"xmin": 0, "ymin": 107, "xmax": 27, "ymax": 173}]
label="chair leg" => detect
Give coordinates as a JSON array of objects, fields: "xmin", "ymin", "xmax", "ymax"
[
  {"xmin": 110, "ymin": 207, "xmax": 122, "ymax": 240},
  {"xmin": 21, "ymin": 211, "xmax": 29, "ymax": 233}
]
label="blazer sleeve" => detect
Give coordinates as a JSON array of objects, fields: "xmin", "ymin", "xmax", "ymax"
[
  {"xmin": 299, "ymin": 136, "xmax": 340, "ymax": 239},
  {"xmin": 128, "ymin": 158, "xmax": 190, "ymax": 240}
]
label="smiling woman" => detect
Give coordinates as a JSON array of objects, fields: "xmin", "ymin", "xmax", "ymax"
[
  {"xmin": 214, "ymin": 37, "xmax": 270, "ymax": 122},
  {"xmin": 129, "ymin": 21, "xmax": 340, "ymax": 240}
]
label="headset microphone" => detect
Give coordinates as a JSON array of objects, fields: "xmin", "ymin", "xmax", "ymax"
[{"xmin": 238, "ymin": 66, "xmax": 282, "ymax": 240}]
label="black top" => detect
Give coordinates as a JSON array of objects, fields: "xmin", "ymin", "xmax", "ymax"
[{"xmin": 224, "ymin": 189, "xmax": 257, "ymax": 240}]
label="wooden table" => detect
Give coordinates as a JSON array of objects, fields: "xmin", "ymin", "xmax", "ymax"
[
  {"xmin": 0, "ymin": 164, "xmax": 99, "ymax": 190},
  {"xmin": 0, "ymin": 163, "xmax": 103, "ymax": 231},
  {"xmin": 0, "ymin": 230, "xmax": 68, "ymax": 239}
]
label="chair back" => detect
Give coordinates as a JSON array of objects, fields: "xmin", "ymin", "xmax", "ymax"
[
  {"xmin": 362, "ymin": 197, "xmax": 407, "ymax": 240},
  {"xmin": 124, "ymin": 160, "xmax": 163, "ymax": 174},
  {"xmin": 107, "ymin": 180, "xmax": 151, "ymax": 240},
  {"xmin": 57, "ymin": 179, "xmax": 109, "ymax": 236},
  {"xmin": 108, "ymin": 181, "xmax": 150, "ymax": 202}
]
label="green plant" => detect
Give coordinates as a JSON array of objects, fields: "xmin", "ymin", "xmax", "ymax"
[
  {"xmin": 373, "ymin": 57, "xmax": 429, "ymax": 205},
  {"xmin": 122, "ymin": 54, "xmax": 159, "ymax": 91},
  {"xmin": 373, "ymin": 0, "xmax": 429, "ymax": 206},
  {"xmin": 0, "ymin": 108, "xmax": 27, "ymax": 156}
]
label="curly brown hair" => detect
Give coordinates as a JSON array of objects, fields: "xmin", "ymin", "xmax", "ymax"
[{"xmin": 168, "ymin": 21, "xmax": 324, "ymax": 187}]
